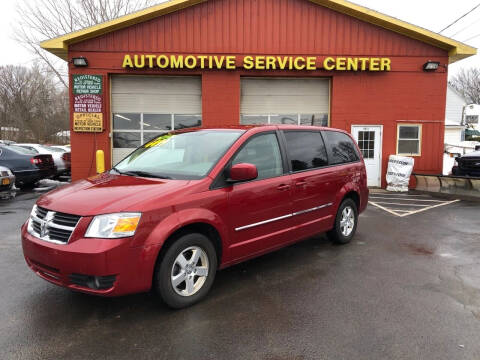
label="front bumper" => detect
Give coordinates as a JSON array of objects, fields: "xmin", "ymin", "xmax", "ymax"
[
  {"xmin": 452, "ymin": 166, "xmax": 480, "ymax": 177},
  {"xmin": 0, "ymin": 175, "xmax": 15, "ymax": 191},
  {"xmin": 21, "ymin": 222, "xmax": 160, "ymax": 296}
]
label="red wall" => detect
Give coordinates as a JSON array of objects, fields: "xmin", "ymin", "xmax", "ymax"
[{"xmin": 68, "ymin": 0, "xmax": 449, "ymax": 186}]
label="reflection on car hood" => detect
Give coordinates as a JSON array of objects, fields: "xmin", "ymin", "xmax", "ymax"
[{"xmin": 37, "ymin": 172, "xmax": 191, "ymax": 216}]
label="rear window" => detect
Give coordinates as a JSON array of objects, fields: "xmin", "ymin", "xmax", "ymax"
[
  {"xmin": 322, "ymin": 131, "xmax": 359, "ymax": 165},
  {"xmin": 283, "ymin": 131, "xmax": 328, "ymax": 172},
  {"xmin": 7, "ymin": 145, "xmax": 36, "ymax": 155}
]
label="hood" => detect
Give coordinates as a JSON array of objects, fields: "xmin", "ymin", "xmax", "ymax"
[
  {"xmin": 37, "ymin": 173, "xmax": 191, "ymax": 216},
  {"xmin": 461, "ymin": 150, "xmax": 480, "ymax": 158}
]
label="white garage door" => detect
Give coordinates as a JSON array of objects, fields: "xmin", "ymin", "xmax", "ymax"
[
  {"xmin": 240, "ymin": 78, "xmax": 330, "ymax": 126},
  {"xmin": 111, "ymin": 76, "xmax": 202, "ymax": 164}
]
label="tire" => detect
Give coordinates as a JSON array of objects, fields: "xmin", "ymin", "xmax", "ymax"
[
  {"xmin": 18, "ymin": 181, "xmax": 37, "ymax": 190},
  {"xmin": 154, "ymin": 233, "xmax": 217, "ymax": 309},
  {"xmin": 327, "ymin": 198, "xmax": 358, "ymax": 245}
]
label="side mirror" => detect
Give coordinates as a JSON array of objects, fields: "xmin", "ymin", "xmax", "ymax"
[{"xmin": 228, "ymin": 163, "xmax": 258, "ymax": 182}]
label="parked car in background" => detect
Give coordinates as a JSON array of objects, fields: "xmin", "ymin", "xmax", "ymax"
[
  {"xmin": 16, "ymin": 143, "xmax": 70, "ymax": 176},
  {"xmin": 22, "ymin": 125, "xmax": 368, "ymax": 308},
  {"xmin": 51, "ymin": 145, "xmax": 71, "ymax": 152},
  {"xmin": 452, "ymin": 150, "xmax": 480, "ymax": 177},
  {"xmin": 0, "ymin": 166, "xmax": 15, "ymax": 192},
  {"xmin": 0, "ymin": 145, "xmax": 56, "ymax": 188},
  {"xmin": 0, "ymin": 140, "xmax": 16, "ymax": 145}
]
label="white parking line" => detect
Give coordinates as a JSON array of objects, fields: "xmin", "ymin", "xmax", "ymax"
[
  {"xmin": 368, "ymin": 196, "xmax": 460, "ymax": 217},
  {"xmin": 369, "ymin": 196, "xmax": 445, "ymax": 202},
  {"xmin": 397, "ymin": 200, "xmax": 460, "ymax": 216},
  {"xmin": 372, "ymin": 202, "xmax": 427, "ymax": 207}
]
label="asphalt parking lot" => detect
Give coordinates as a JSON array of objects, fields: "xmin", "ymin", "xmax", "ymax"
[{"xmin": 1, "ymin": 190, "xmax": 480, "ymax": 360}]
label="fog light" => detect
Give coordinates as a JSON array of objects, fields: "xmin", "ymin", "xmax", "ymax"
[
  {"xmin": 423, "ymin": 61, "xmax": 440, "ymax": 71},
  {"xmin": 72, "ymin": 57, "xmax": 88, "ymax": 67}
]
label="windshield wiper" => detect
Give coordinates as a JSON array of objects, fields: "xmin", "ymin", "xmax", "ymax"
[{"xmin": 119, "ymin": 170, "xmax": 172, "ymax": 179}]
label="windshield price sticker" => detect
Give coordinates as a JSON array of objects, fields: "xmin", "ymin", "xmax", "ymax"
[
  {"xmin": 73, "ymin": 75, "xmax": 103, "ymax": 95},
  {"xmin": 145, "ymin": 134, "xmax": 173, "ymax": 148},
  {"xmin": 73, "ymin": 113, "xmax": 103, "ymax": 132},
  {"xmin": 74, "ymin": 94, "xmax": 102, "ymax": 113}
]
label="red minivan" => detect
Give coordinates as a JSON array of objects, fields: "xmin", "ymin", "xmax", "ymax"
[{"xmin": 22, "ymin": 125, "xmax": 368, "ymax": 308}]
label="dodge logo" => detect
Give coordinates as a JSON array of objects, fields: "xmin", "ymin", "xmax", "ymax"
[{"xmin": 39, "ymin": 212, "xmax": 55, "ymax": 238}]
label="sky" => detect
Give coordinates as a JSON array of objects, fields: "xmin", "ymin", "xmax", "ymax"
[{"xmin": 1, "ymin": 0, "xmax": 479, "ymax": 77}]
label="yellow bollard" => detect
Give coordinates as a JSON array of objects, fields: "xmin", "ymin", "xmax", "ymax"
[{"xmin": 96, "ymin": 150, "xmax": 105, "ymax": 174}]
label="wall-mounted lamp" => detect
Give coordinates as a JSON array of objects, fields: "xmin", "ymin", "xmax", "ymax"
[
  {"xmin": 423, "ymin": 61, "xmax": 440, "ymax": 71},
  {"xmin": 72, "ymin": 57, "xmax": 88, "ymax": 67}
]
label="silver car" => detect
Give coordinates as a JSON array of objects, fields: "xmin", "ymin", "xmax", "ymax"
[{"xmin": 0, "ymin": 166, "xmax": 15, "ymax": 192}]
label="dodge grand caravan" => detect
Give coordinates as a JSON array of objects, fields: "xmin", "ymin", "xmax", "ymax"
[{"xmin": 22, "ymin": 125, "xmax": 368, "ymax": 308}]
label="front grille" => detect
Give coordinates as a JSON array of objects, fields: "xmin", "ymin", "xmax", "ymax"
[
  {"xmin": 28, "ymin": 206, "xmax": 81, "ymax": 244},
  {"xmin": 459, "ymin": 158, "xmax": 480, "ymax": 171},
  {"xmin": 69, "ymin": 274, "xmax": 116, "ymax": 290}
]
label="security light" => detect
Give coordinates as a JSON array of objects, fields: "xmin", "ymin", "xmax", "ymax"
[
  {"xmin": 423, "ymin": 61, "xmax": 440, "ymax": 71},
  {"xmin": 72, "ymin": 57, "xmax": 88, "ymax": 67}
]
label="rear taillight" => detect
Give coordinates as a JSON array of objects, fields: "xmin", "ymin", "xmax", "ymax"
[{"xmin": 30, "ymin": 157, "xmax": 42, "ymax": 165}]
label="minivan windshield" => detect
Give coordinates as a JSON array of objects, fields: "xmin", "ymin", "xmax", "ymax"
[{"xmin": 113, "ymin": 130, "xmax": 244, "ymax": 180}]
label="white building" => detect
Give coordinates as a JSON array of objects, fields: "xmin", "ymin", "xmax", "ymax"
[
  {"xmin": 444, "ymin": 85, "xmax": 467, "ymax": 144},
  {"xmin": 443, "ymin": 85, "xmax": 480, "ymax": 174}
]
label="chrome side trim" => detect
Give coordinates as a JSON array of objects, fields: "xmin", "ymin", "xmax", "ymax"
[
  {"xmin": 292, "ymin": 203, "xmax": 333, "ymax": 216},
  {"xmin": 235, "ymin": 214, "xmax": 293, "ymax": 232},
  {"xmin": 235, "ymin": 202, "xmax": 333, "ymax": 232}
]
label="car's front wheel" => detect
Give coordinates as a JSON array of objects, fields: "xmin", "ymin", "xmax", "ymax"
[
  {"xmin": 154, "ymin": 233, "xmax": 217, "ymax": 309},
  {"xmin": 327, "ymin": 198, "xmax": 358, "ymax": 244}
]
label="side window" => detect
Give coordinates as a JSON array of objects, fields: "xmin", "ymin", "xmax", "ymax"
[
  {"xmin": 322, "ymin": 131, "xmax": 359, "ymax": 165},
  {"xmin": 231, "ymin": 133, "xmax": 283, "ymax": 181},
  {"xmin": 283, "ymin": 131, "xmax": 328, "ymax": 172},
  {"xmin": 397, "ymin": 124, "xmax": 421, "ymax": 156}
]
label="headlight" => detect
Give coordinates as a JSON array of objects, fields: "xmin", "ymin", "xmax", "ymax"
[
  {"xmin": 85, "ymin": 213, "xmax": 142, "ymax": 239},
  {"xmin": 26, "ymin": 205, "xmax": 37, "ymax": 235}
]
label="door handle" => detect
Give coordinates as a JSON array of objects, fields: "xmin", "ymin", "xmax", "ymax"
[
  {"xmin": 295, "ymin": 181, "xmax": 307, "ymax": 187},
  {"xmin": 277, "ymin": 184, "xmax": 290, "ymax": 191}
]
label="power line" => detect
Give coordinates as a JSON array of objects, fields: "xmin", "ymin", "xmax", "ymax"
[
  {"xmin": 463, "ymin": 32, "xmax": 480, "ymax": 42},
  {"xmin": 439, "ymin": 2, "xmax": 480, "ymax": 33},
  {"xmin": 451, "ymin": 17, "xmax": 480, "ymax": 37}
]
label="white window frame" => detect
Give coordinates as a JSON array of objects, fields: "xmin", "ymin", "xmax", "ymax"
[
  {"xmin": 240, "ymin": 113, "xmax": 329, "ymax": 126},
  {"xmin": 112, "ymin": 113, "xmax": 201, "ymax": 146},
  {"xmin": 396, "ymin": 124, "xmax": 422, "ymax": 156},
  {"xmin": 465, "ymin": 115, "xmax": 479, "ymax": 124}
]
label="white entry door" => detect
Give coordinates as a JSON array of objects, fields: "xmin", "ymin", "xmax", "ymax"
[{"xmin": 351, "ymin": 126, "xmax": 382, "ymax": 187}]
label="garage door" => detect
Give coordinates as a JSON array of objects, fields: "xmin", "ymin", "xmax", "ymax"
[
  {"xmin": 240, "ymin": 78, "xmax": 330, "ymax": 126},
  {"xmin": 111, "ymin": 76, "xmax": 202, "ymax": 164}
]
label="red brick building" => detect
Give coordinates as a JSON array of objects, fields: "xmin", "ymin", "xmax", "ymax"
[{"xmin": 41, "ymin": 0, "xmax": 476, "ymax": 187}]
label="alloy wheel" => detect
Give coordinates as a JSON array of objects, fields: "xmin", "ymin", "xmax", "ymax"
[
  {"xmin": 340, "ymin": 206, "xmax": 355, "ymax": 237},
  {"xmin": 171, "ymin": 246, "xmax": 209, "ymax": 297}
]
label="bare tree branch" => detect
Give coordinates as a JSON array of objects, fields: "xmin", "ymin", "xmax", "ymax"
[
  {"xmin": 449, "ymin": 68, "xmax": 480, "ymax": 105},
  {"xmin": 13, "ymin": 0, "xmax": 161, "ymax": 89}
]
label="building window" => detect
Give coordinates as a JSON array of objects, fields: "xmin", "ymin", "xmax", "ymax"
[
  {"xmin": 240, "ymin": 113, "xmax": 328, "ymax": 127},
  {"xmin": 465, "ymin": 115, "xmax": 479, "ymax": 124},
  {"xmin": 397, "ymin": 124, "xmax": 422, "ymax": 156},
  {"xmin": 357, "ymin": 130, "xmax": 375, "ymax": 159},
  {"xmin": 112, "ymin": 113, "xmax": 201, "ymax": 148}
]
